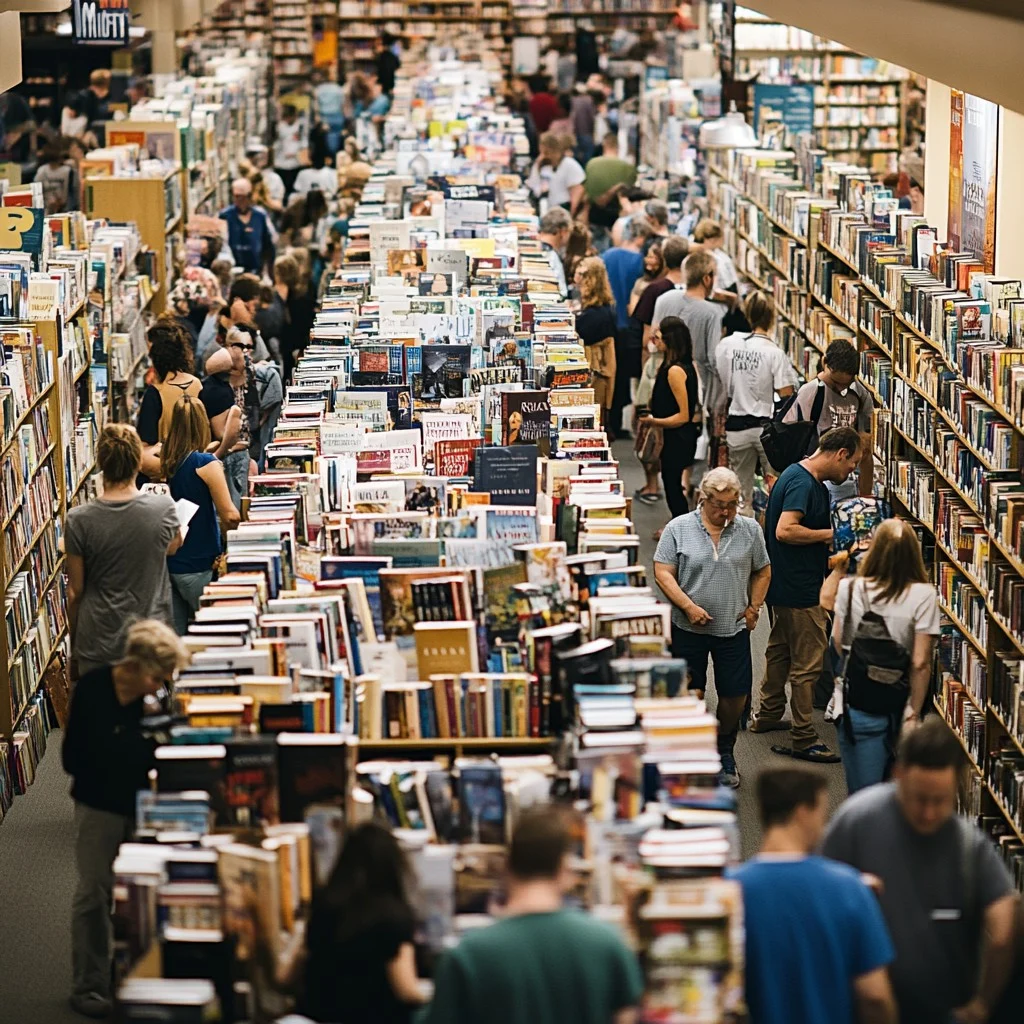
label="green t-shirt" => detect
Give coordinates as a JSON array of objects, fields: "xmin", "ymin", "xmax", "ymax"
[
  {"xmin": 422, "ymin": 909, "xmax": 644, "ymax": 1024},
  {"xmin": 584, "ymin": 157, "xmax": 637, "ymax": 201}
]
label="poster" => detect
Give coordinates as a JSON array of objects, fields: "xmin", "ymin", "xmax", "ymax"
[
  {"xmin": 752, "ymin": 84, "xmax": 815, "ymax": 137},
  {"xmin": 72, "ymin": 0, "xmax": 130, "ymax": 46},
  {"xmin": 948, "ymin": 90, "xmax": 999, "ymax": 273}
]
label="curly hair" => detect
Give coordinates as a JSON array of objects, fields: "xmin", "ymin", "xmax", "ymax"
[{"xmin": 147, "ymin": 318, "xmax": 195, "ymax": 380}]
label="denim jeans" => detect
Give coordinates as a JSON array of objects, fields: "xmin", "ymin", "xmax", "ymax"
[
  {"xmin": 72, "ymin": 803, "xmax": 133, "ymax": 998},
  {"xmin": 322, "ymin": 111, "xmax": 345, "ymax": 156},
  {"xmin": 170, "ymin": 570, "xmax": 214, "ymax": 635},
  {"xmin": 222, "ymin": 448, "xmax": 250, "ymax": 511},
  {"xmin": 838, "ymin": 707, "xmax": 899, "ymax": 793}
]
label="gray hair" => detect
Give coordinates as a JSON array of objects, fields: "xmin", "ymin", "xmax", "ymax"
[
  {"xmin": 644, "ymin": 199, "xmax": 669, "ymax": 227},
  {"xmin": 624, "ymin": 213, "xmax": 653, "ymax": 243},
  {"xmin": 539, "ymin": 207, "xmax": 572, "ymax": 235},
  {"xmin": 699, "ymin": 467, "xmax": 742, "ymax": 501},
  {"xmin": 231, "ymin": 177, "xmax": 253, "ymax": 194}
]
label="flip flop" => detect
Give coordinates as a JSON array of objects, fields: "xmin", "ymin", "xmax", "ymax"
[{"xmin": 771, "ymin": 743, "xmax": 841, "ymax": 764}]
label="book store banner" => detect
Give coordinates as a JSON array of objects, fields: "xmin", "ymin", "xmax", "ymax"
[
  {"xmin": 72, "ymin": 0, "xmax": 131, "ymax": 47},
  {"xmin": 752, "ymin": 84, "xmax": 814, "ymax": 137},
  {"xmin": 948, "ymin": 90, "xmax": 999, "ymax": 274}
]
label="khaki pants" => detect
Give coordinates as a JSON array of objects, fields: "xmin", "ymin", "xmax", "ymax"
[
  {"xmin": 726, "ymin": 428, "xmax": 769, "ymax": 516},
  {"xmin": 586, "ymin": 336, "xmax": 617, "ymax": 413},
  {"xmin": 759, "ymin": 605, "xmax": 829, "ymax": 749}
]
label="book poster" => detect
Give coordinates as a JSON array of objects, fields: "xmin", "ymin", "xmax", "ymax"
[{"xmin": 948, "ymin": 90, "xmax": 998, "ymax": 274}]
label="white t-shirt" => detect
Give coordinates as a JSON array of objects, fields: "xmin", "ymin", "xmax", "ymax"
[
  {"xmin": 261, "ymin": 168, "xmax": 287, "ymax": 206},
  {"xmin": 292, "ymin": 167, "xmax": 338, "ymax": 197},
  {"xmin": 273, "ymin": 120, "xmax": 304, "ymax": 170},
  {"xmin": 527, "ymin": 155, "xmax": 586, "ymax": 208},
  {"xmin": 711, "ymin": 247, "xmax": 738, "ymax": 290},
  {"xmin": 834, "ymin": 577, "xmax": 941, "ymax": 654},
  {"xmin": 716, "ymin": 331, "xmax": 797, "ymax": 420}
]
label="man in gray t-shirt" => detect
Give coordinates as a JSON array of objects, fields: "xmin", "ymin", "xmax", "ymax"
[
  {"xmin": 66, "ymin": 492, "xmax": 180, "ymax": 674},
  {"xmin": 823, "ymin": 718, "xmax": 1018, "ymax": 1024}
]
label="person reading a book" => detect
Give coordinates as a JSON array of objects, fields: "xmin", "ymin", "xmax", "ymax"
[
  {"xmin": 824, "ymin": 719, "xmax": 1020, "ymax": 1024},
  {"xmin": 654, "ymin": 467, "xmax": 771, "ymax": 788},
  {"xmin": 294, "ymin": 822, "xmax": 426, "ymax": 1024},
  {"xmin": 161, "ymin": 396, "xmax": 241, "ymax": 634},
  {"xmin": 66, "ymin": 424, "xmax": 183, "ymax": 679},
  {"xmin": 423, "ymin": 805, "xmax": 643, "ymax": 1024},
  {"xmin": 750, "ymin": 425, "xmax": 863, "ymax": 764},
  {"xmin": 729, "ymin": 767, "xmax": 897, "ymax": 1024},
  {"xmin": 63, "ymin": 619, "xmax": 189, "ymax": 1020},
  {"xmin": 715, "ymin": 290, "xmax": 797, "ymax": 514},
  {"xmin": 827, "ymin": 519, "xmax": 939, "ymax": 792}
]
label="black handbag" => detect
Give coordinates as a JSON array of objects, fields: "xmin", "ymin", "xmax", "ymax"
[{"xmin": 759, "ymin": 381, "xmax": 826, "ymax": 472}]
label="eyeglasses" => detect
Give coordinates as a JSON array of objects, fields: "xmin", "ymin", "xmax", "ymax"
[
  {"xmin": 705, "ymin": 497, "xmax": 743, "ymax": 512},
  {"xmin": 230, "ymin": 342, "xmax": 254, "ymax": 351}
]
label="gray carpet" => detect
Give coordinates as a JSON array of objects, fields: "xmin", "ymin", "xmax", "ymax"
[{"xmin": 0, "ymin": 441, "xmax": 848, "ymax": 1019}]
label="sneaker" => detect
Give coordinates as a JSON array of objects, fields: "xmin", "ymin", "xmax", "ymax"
[
  {"xmin": 70, "ymin": 993, "xmax": 113, "ymax": 1019},
  {"xmin": 771, "ymin": 742, "xmax": 841, "ymax": 764},
  {"xmin": 748, "ymin": 717, "xmax": 791, "ymax": 734},
  {"xmin": 637, "ymin": 492, "xmax": 661, "ymax": 505},
  {"xmin": 718, "ymin": 750, "xmax": 740, "ymax": 788}
]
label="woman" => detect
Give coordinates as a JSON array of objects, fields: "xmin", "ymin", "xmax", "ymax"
[
  {"xmin": 827, "ymin": 519, "xmax": 940, "ymax": 793},
  {"xmin": 136, "ymin": 319, "xmax": 204, "ymax": 476},
  {"xmin": 715, "ymin": 291, "xmax": 796, "ymax": 514},
  {"xmin": 526, "ymin": 131, "xmax": 586, "ymax": 217},
  {"xmin": 276, "ymin": 252, "xmax": 315, "ymax": 383},
  {"xmin": 66, "ymin": 424, "xmax": 183, "ymax": 677},
  {"xmin": 563, "ymin": 221, "xmax": 595, "ymax": 291},
  {"xmin": 573, "ymin": 256, "xmax": 617, "ymax": 429},
  {"xmin": 63, "ymin": 619, "xmax": 190, "ymax": 1019},
  {"xmin": 297, "ymin": 822, "xmax": 426, "ymax": 1024},
  {"xmin": 162, "ymin": 396, "xmax": 242, "ymax": 633},
  {"xmin": 628, "ymin": 239, "xmax": 665, "ymax": 316},
  {"xmin": 249, "ymin": 172, "xmax": 282, "ymax": 241},
  {"xmin": 641, "ymin": 316, "xmax": 700, "ymax": 518}
]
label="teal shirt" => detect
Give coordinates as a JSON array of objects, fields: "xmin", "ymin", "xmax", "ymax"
[{"xmin": 422, "ymin": 909, "xmax": 643, "ymax": 1024}]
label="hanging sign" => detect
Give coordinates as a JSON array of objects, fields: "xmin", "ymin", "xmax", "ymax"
[{"xmin": 72, "ymin": 0, "xmax": 131, "ymax": 47}]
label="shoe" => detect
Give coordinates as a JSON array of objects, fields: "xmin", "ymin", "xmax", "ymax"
[
  {"xmin": 748, "ymin": 717, "xmax": 791, "ymax": 734},
  {"xmin": 636, "ymin": 491, "xmax": 661, "ymax": 505},
  {"xmin": 70, "ymin": 993, "xmax": 112, "ymax": 1019},
  {"xmin": 771, "ymin": 743, "xmax": 841, "ymax": 764},
  {"xmin": 718, "ymin": 750, "xmax": 740, "ymax": 788}
]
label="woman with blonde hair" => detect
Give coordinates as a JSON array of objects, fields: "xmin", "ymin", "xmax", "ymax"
[
  {"xmin": 526, "ymin": 131, "xmax": 586, "ymax": 216},
  {"xmin": 573, "ymin": 256, "xmax": 617, "ymax": 425},
  {"xmin": 161, "ymin": 396, "xmax": 241, "ymax": 633},
  {"xmin": 63, "ymin": 618, "xmax": 190, "ymax": 1018},
  {"xmin": 66, "ymin": 424, "xmax": 182, "ymax": 677},
  {"xmin": 828, "ymin": 518, "xmax": 940, "ymax": 792}
]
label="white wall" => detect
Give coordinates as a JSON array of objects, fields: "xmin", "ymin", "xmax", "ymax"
[
  {"xmin": 923, "ymin": 80, "xmax": 951, "ymax": 240},
  {"xmin": 995, "ymin": 108, "xmax": 1024, "ymax": 275}
]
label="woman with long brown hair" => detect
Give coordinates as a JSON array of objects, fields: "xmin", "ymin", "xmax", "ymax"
[
  {"xmin": 573, "ymin": 256, "xmax": 617, "ymax": 427},
  {"xmin": 829, "ymin": 517, "xmax": 940, "ymax": 792},
  {"xmin": 161, "ymin": 396, "xmax": 241, "ymax": 633}
]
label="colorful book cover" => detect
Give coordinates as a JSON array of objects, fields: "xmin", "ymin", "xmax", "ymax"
[{"xmin": 831, "ymin": 496, "xmax": 893, "ymax": 555}]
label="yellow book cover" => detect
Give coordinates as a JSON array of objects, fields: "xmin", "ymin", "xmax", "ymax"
[{"xmin": 414, "ymin": 620, "xmax": 479, "ymax": 678}]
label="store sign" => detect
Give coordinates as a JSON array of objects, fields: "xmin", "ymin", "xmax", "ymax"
[
  {"xmin": 752, "ymin": 84, "xmax": 815, "ymax": 138},
  {"xmin": 72, "ymin": 0, "xmax": 131, "ymax": 47}
]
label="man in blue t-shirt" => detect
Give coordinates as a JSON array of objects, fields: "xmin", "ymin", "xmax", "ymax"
[
  {"xmin": 730, "ymin": 767, "xmax": 897, "ymax": 1024},
  {"xmin": 751, "ymin": 425, "xmax": 863, "ymax": 762}
]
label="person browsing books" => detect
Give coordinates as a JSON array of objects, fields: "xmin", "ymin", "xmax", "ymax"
[
  {"xmin": 573, "ymin": 256, "xmax": 618, "ymax": 431},
  {"xmin": 750, "ymin": 426, "xmax": 863, "ymax": 763},
  {"xmin": 823, "ymin": 719, "xmax": 1020, "ymax": 1024},
  {"xmin": 294, "ymin": 822, "xmax": 427, "ymax": 1024},
  {"xmin": 423, "ymin": 805, "xmax": 643, "ymax": 1024},
  {"xmin": 63, "ymin": 620, "xmax": 189, "ymax": 1020},
  {"xmin": 526, "ymin": 132, "xmax": 586, "ymax": 217},
  {"xmin": 161, "ymin": 396, "xmax": 241, "ymax": 634},
  {"xmin": 65, "ymin": 425, "xmax": 183, "ymax": 677},
  {"xmin": 639, "ymin": 316, "xmax": 700, "ymax": 517},
  {"xmin": 537, "ymin": 207, "xmax": 572, "ymax": 299},
  {"xmin": 654, "ymin": 467, "xmax": 771, "ymax": 788},
  {"xmin": 729, "ymin": 767, "xmax": 897, "ymax": 1024},
  {"xmin": 714, "ymin": 291, "xmax": 797, "ymax": 514},
  {"xmin": 782, "ymin": 338, "xmax": 873, "ymax": 502}
]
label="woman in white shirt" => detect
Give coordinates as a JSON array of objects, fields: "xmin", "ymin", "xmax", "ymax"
[
  {"xmin": 715, "ymin": 291, "xmax": 796, "ymax": 514},
  {"xmin": 826, "ymin": 519, "xmax": 941, "ymax": 793},
  {"xmin": 526, "ymin": 132, "xmax": 586, "ymax": 217}
]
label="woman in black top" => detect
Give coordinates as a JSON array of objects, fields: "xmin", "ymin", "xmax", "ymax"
[
  {"xmin": 573, "ymin": 256, "xmax": 618, "ymax": 431},
  {"xmin": 298, "ymin": 822, "xmax": 425, "ymax": 1024},
  {"xmin": 642, "ymin": 315, "xmax": 700, "ymax": 517}
]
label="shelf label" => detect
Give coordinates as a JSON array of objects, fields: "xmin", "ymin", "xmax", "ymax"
[{"xmin": 72, "ymin": 0, "xmax": 130, "ymax": 47}]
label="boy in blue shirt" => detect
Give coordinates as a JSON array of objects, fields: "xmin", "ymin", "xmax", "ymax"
[{"xmin": 729, "ymin": 767, "xmax": 897, "ymax": 1024}]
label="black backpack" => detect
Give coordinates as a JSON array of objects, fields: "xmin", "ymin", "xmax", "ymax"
[
  {"xmin": 759, "ymin": 380, "xmax": 826, "ymax": 472},
  {"xmin": 841, "ymin": 579, "xmax": 911, "ymax": 715}
]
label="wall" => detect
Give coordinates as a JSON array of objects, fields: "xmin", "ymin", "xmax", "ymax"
[{"xmin": 923, "ymin": 80, "xmax": 951, "ymax": 240}]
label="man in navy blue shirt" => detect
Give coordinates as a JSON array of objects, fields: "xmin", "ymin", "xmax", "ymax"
[
  {"xmin": 730, "ymin": 767, "xmax": 897, "ymax": 1024},
  {"xmin": 219, "ymin": 178, "xmax": 274, "ymax": 275}
]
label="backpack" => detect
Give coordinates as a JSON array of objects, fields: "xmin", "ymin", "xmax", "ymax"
[
  {"xmin": 841, "ymin": 579, "xmax": 911, "ymax": 715},
  {"xmin": 759, "ymin": 380, "xmax": 826, "ymax": 472}
]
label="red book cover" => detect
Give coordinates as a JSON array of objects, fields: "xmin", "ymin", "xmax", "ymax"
[{"xmin": 435, "ymin": 438, "xmax": 481, "ymax": 477}]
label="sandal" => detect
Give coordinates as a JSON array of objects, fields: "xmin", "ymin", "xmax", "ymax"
[{"xmin": 771, "ymin": 743, "xmax": 841, "ymax": 764}]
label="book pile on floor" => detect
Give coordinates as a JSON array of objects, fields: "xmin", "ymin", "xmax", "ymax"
[{"xmin": 107, "ymin": 60, "xmax": 745, "ymax": 1023}]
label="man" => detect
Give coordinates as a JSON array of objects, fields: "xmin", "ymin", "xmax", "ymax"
[
  {"xmin": 651, "ymin": 250, "xmax": 726, "ymax": 416},
  {"xmin": 536, "ymin": 207, "xmax": 572, "ymax": 299},
  {"xmin": 633, "ymin": 235, "xmax": 687, "ymax": 348},
  {"xmin": 783, "ymin": 338, "xmax": 873, "ymax": 501},
  {"xmin": 219, "ymin": 179, "xmax": 275, "ymax": 276},
  {"xmin": 201, "ymin": 275, "xmax": 272, "ymax": 370},
  {"xmin": 611, "ymin": 185, "xmax": 653, "ymax": 248},
  {"xmin": 0, "ymin": 90, "xmax": 35, "ymax": 168},
  {"xmin": 730, "ymin": 767, "xmax": 897, "ymax": 1024},
  {"xmin": 272, "ymin": 103, "xmax": 305, "ymax": 197},
  {"xmin": 375, "ymin": 32, "xmax": 401, "ymax": 95},
  {"xmin": 583, "ymin": 136, "xmax": 637, "ymax": 251},
  {"xmin": 569, "ymin": 89, "xmax": 597, "ymax": 163},
  {"xmin": 527, "ymin": 74, "xmax": 559, "ymax": 134},
  {"xmin": 423, "ymin": 805, "xmax": 644, "ymax": 1024},
  {"xmin": 68, "ymin": 69, "xmax": 112, "ymax": 143},
  {"xmin": 643, "ymin": 199, "xmax": 670, "ymax": 240},
  {"xmin": 824, "ymin": 718, "xmax": 1019, "ymax": 1024},
  {"xmin": 750, "ymin": 425, "xmax": 863, "ymax": 762},
  {"xmin": 654, "ymin": 467, "xmax": 771, "ymax": 788},
  {"xmin": 201, "ymin": 327, "xmax": 256, "ymax": 510}
]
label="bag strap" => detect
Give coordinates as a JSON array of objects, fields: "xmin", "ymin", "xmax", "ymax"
[
  {"xmin": 955, "ymin": 814, "xmax": 981, "ymax": 948},
  {"xmin": 809, "ymin": 380, "xmax": 827, "ymax": 428}
]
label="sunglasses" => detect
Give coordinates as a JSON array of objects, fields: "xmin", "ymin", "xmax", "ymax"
[{"xmin": 230, "ymin": 342, "xmax": 254, "ymax": 351}]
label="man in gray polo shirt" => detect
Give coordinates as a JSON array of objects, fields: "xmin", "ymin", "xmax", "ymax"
[
  {"xmin": 823, "ymin": 718, "xmax": 1019, "ymax": 1024},
  {"xmin": 654, "ymin": 467, "xmax": 772, "ymax": 788}
]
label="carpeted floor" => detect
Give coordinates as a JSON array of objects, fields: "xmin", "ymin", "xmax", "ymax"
[{"xmin": 0, "ymin": 440, "xmax": 847, "ymax": 1019}]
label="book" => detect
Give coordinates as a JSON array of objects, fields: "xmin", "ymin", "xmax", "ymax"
[{"xmin": 276, "ymin": 734, "xmax": 348, "ymax": 824}]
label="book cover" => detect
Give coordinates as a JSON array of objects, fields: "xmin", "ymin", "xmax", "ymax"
[
  {"xmin": 500, "ymin": 390, "xmax": 551, "ymax": 456},
  {"xmin": 456, "ymin": 765, "xmax": 506, "ymax": 846},
  {"xmin": 276, "ymin": 734, "xmax": 347, "ymax": 824},
  {"xmin": 831, "ymin": 496, "xmax": 893, "ymax": 556},
  {"xmin": 435, "ymin": 438, "xmax": 482, "ymax": 477},
  {"xmin": 414, "ymin": 620, "xmax": 479, "ymax": 677},
  {"xmin": 474, "ymin": 445, "xmax": 538, "ymax": 505},
  {"xmin": 223, "ymin": 737, "xmax": 280, "ymax": 827}
]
